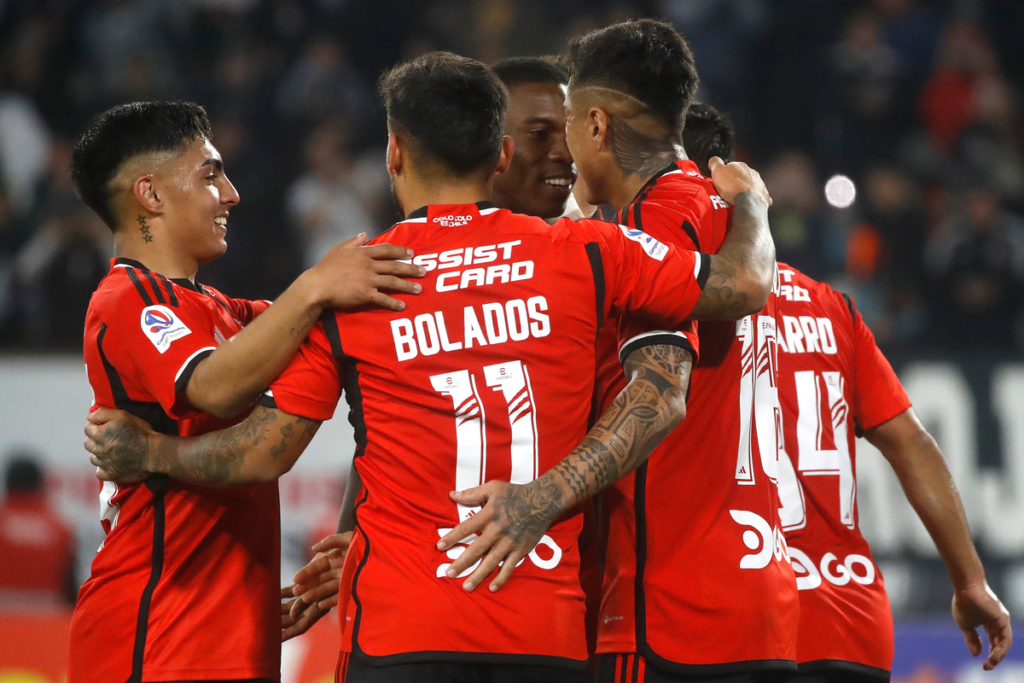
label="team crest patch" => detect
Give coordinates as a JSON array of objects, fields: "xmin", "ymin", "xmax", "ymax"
[
  {"xmin": 618, "ymin": 225, "xmax": 668, "ymax": 261},
  {"xmin": 140, "ymin": 305, "xmax": 191, "ymax": 353}
]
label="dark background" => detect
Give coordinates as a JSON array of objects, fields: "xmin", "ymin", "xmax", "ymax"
[{"xmin": 1, "ymin": 0, "xmax": 1024, "ymax": 356}]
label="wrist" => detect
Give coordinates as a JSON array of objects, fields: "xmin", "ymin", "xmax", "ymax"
[
  {"xmin": 293, "ymin": 269, "xmax": 328, "ymax": 311},
  {"xmin": 145, "ymin": 433, "xmax": 170, "ymax": 475},
  {"xmin": 538, "ymin": 469, "xmax": 576, "ymax": 515}
]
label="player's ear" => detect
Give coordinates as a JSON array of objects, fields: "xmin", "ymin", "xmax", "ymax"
[
  {"xmin": 494, "ymin": 136, "xmax": 515, "ymax": 177},
  {"xmin": 386, "ymin": 133, "xmax": 403, "ymax": 176},
  {"xmin": 589, "ymin": 106, "xmax": 610, "ymax": 152},
  {"xmin": 133, "ymin": 175, "xmax": 161, "ymax": 214}
]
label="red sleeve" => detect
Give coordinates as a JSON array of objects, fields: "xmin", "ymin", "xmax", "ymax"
[
  {"xmin": 111, "ymin": 286, "xmax": 230, "ymax": 419},
  {"xmin": 847, "ymin": 295, "xmax": 911, "ymax": 431},
  {"xmin": 584, "ymin": 219, "xmax": 708, "ymax": 330},
  {"xmin": 257, "ymin": 320, "xmax": 341, "ymax": 421},
  {"xmin": 226, "ymin": 297, "xmax": 272, "ymax": 325}
]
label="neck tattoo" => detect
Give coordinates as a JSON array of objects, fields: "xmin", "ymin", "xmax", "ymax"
[{"xmin": 137, "ymin": 216, "xmax": 154, "ymax": 243}]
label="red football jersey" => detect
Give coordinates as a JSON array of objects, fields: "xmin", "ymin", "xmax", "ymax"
[
  {"xmin": 596, "ymin": 161, "xmax": 800, "ymax": 674},
  {"xmin": 775, "ymin": 264, "xmax": 911, "ymax": 676},
  {"xmin": 70, "ymin": 258, "xmax": 280, "ymax": 683},
  {"xmin": 259, "ymin": 202, "xmax": 709, "ymax": 669}
]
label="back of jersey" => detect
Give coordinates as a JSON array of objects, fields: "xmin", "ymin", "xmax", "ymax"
[
  {"xmin": 597, "ymin": 162, "xmax": 799, "ymax": 673},
  {"xmin": 261, "ymin": 202, "xmax": 705, "ymax": 667},
  {"xmin": 775, "ymin": 264, "xmax": 910, "ymax": 676}
]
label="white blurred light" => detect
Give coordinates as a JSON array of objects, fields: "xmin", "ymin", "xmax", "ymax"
[{"xmin": 824, "ymin": 175, "xmax": 857, "ymax": 208}]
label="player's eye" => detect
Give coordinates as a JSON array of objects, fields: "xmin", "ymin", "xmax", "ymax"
[{"xmin": 530, "ymin": 129, "xmax": 551, "ymax": 141}]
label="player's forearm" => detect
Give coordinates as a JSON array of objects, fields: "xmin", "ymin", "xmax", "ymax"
[
  {"xmin": 337, "ymin": 463, "xmax": 362, "ymax": 533},
  {"xmin": 866, "ymin": 409, "xmax": 986, "ymax": 591},
  {"xmin": 690, "ymin": 191, "xmax": 774, "ymax": 320},
  {"xmin": 186, "ymin": 271, "xmax": 325, "ymax": 420},
  {"xmin": 147, "ymin": 406, "xmax": 321, "ymax": 486},
  {"xmin": 535, "ymin": 344, "xmax": 692, "ymax": 515}
]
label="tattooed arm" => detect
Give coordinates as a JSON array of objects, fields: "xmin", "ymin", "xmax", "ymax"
[
  {"xmin": 435, "ymin": 343, "xmax": 692, "ymax": 592},
  {"xmin": 85, "ymin": 405, "xmax": 320, "ymax": 486},
  {"xmin": 688, "ymin": 158, "xmax": 776, "ymax": 321}
]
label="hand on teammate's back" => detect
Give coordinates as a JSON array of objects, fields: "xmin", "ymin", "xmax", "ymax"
[
  {"xmin": 436, "ymin": 478, "xmax": 566, "ymax": 593},
  {"xmin": 708, "ymin": 156, "xmax": 772, "ymax": 207},
  {"xmin": 952, "ymin": 581, "xmax": 1013, "ymax": 670},
  {"xmin": 85, "ymin": 408, "xmax": 157, "ymax": 483},
  {"xmin": 305, "ymin": 233, "xmax": 425, "ymax": 312},
  {"xmin": 282, "ymin": 532, "xmax": 352, "ymax": 642}
]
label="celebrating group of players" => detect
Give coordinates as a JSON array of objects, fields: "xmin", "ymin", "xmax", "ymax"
[{"xmin": 68, "ymin": 16, "xmax": 1011, "ymax": 683}]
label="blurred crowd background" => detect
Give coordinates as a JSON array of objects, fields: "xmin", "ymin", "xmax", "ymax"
[
  {"xmin": 0, "ymin": 0, "xmax": 1023, "ymax": 351},
  {"xmin": 3, "ymin": 0, "xmax": 1024, "ymax": 657}
]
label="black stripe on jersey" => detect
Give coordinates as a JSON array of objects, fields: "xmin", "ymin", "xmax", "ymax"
[
  {"xmin": 172, "ymin": 349, "xmax": 214, "ymax": 414},
  {"xmin": 126, "ymin": 268, "xmax": 154, "ymax": 307},
  {"xmin": 680, "ymin": 220, "xmax": 701, "ymax": 252},
  {"xmin": 153, "ymin": 274, "xmax": 179, "ymax": 307},
  {"xmin": 632, "ymin": 459, "xmax": 797, "ymax": 676},
  {"xmin": 585, "ymin": 243, "xmax": 606, "ymax": 330},
  {"xmin": 799, "ymin": 659, "xmax": 891, "ymax": 682},
  {"xmin": 842, "ymin": 292, "xmax": 857, "ymax": 324},
  {"xmin": 633, "ymin": 461, "xmax": 650, "ymax": 658},
  {"xmin": 618, "ymin": 333, "xmax": 696, "ymax": 368},
  {"xmin": 142, "ymin": 270, "xmax": 165, "ymax": 304},
  {"xmin": 696, "ymin": 252, "xmax": 711, "ymax": 289},
  {"xmin": 96, "ymin": 324, "xmax": 180, "ymax": 436},
  {"xmin": 128, "ymin": 481, "xmax": 166, "ymax": 683}
]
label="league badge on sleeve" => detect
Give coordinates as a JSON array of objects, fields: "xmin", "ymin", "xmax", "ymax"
[
  {"xmin": 618, "ymin": 225, "xmax": 668, "ymax": 261},
  {"xmin": 140, "ymin": 305, "xmax": 192, "ymax": 354}
]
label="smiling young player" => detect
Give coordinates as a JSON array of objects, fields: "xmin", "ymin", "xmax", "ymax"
[
  {"xmin": 490, "ymin": 57, "xmax": 576, "ymax": 220},
  {"xmin": 68, "ymin": 101, "xmax": 422, "ymax": 683}
]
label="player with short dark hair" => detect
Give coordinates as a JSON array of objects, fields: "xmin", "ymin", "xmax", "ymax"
[
  {"xmin": 774, "ymin": 262, "xmax": 1013, "ymax": 680},
  {"xmin": 560, "ymin": 20, "xmax": 800, "ymax": 682},
  {"xmin": 69, "ymin": 100, "xmax": 422, "ymax": 683},
  {"xmin": 490, "ymin": 56, "xmax": 575, "ymax": 219},
  {"xmin": 86, "ymin": 52, "xmax": 776, "ymax": 683},
  {"xmin": 379, "ymin": 52, "xmax": 508, "ymax": 178},
  {"xmin": 682, "ymin": 102, "xmax": 736, "ymax": 176}
]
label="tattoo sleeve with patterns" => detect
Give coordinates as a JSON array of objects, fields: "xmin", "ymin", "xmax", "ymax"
[
  {"xmin": 485, "ymin": 343, "xmax": 693, "ymax": 539},
  {"xmin": 689, "ymin": 191, "xmax": 775, "ymax": 320},
  {"xmin": 148, "ymin": 405, "xmax": 320, "ymax": 485}
]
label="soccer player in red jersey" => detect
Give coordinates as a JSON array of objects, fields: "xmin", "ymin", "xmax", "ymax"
[
  {"xmin": 773, "ymin": 263, "xmax": 1012, "ymax": 681},
  {"xmin": 69, "ymin": 101, "xmax": 422, "ymax": 683},
  {"xmin": 86, "ymin": 52, "xmax": 776, "ymax": 683},
  {"xmin": 490, "ymin": 57, "xmax": 576, "ymax": 220},
  {"xmin": 482, "ymin": 20, "xmax": 796, "ymax": 682}
]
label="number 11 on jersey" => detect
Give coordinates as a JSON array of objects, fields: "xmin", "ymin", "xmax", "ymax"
[{"xmin": 430, "ymin": 360, "xmax": 539, "ymax": 522}]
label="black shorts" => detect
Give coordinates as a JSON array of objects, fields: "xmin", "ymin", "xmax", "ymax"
[
  {"xmin": 595, "ymin": 654, "xmax": 794, "ymax": 683},
  {"xmin": 337, "ymin": 652, "xmax": 592, "ymax": 683}
]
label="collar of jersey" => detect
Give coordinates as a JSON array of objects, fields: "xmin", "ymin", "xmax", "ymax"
[
  {"xmin": 405, "ymin": 200, "xmax": 497, "ymax": 221},
  {"xmin": 113, "ymin": 256, "xmax": 203, "ymax": 292},
  {"xmin": 626, "ymin": 161, "xmax": 685, "ymax": 208}
]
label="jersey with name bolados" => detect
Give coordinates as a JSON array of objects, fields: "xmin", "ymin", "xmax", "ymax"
[
  {"xmin": 259, "ymin": 202, "xmax": 707, "ymax": 667},
  {"xmin": 595, "ymin": 160, "xmax": 800, "ymax": 673},
  {"xmin": 775, "ymin": 264, "xmax": 910, "ymax": 676},
  {"xmin": 70, "ymin": 258, "xmax": 279, "ymax": 683}
]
